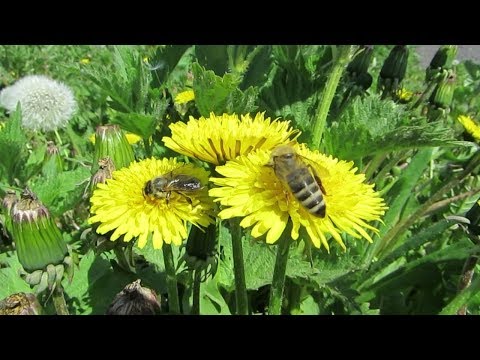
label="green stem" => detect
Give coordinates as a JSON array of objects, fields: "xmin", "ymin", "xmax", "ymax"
[
  {"xmin": 144, "ymin": 138, "xmax": 152, "ymax": 157},
  {"xmin": 229, "ymin": 219, "xmax": 248, "ymax": 315},
  {"xmin": 364, "ymin": 153, "xmax": 387, "ymax": 181},
  {"xmin": 312, "ymin": 45, "xmax": 353, "ymax": 150},
  {"xmin": 410, "ymin": 80, "xmax": 436, "ymax": 111},
  {"xmin": 191, "ymin": 270, "xmax": 201, "ymax": 315},
  {"xmin": 268, "ymin": 233, "xmax": 291, "ymax": 315},
  {"xmin": 163, "ymin": 244, "xmax": 181, "ymax": 314},
  {"xmin": 372, "ymin": 150, "xmax": 408, "ymax": 186},
  {"xmin": 52, "ymin": 284, "xmax": 69, "ymax": 315}
]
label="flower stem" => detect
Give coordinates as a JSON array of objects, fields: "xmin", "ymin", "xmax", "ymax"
[
  {"xmin": 229, "ymin": 219, "xmax": 249, "ymax": 315},
  {"xmin": 268, "ymin": 232, "xmax": 291, "ymax": 315},
  {"xmin": 191, "ymin": 270, "xmax": 201, "ymax": 315},
  {"xmin": 52, "ymin": 284, "xmax": 69, "ymax": 315},
  {"xmin": 312, "ymin": 45, "xmax": 353, "ymax": 150},
  {"xmin": 163, "ymin": 244, "xmax": 181, "ymax": 314}
]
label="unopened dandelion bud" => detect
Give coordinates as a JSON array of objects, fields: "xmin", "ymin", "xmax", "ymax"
[
  {"xmin": 354, "ymin": 72, "xmax": 373, "ymax": 91},
  {"xmin": 106, "ymin": 279, "xmax": 161, "ymax": 315},
  {"xmin": 1, "ymin": 190, "xmax": 17, "ymax": 236},
  {"xmin": 183, "ymin": 224, "xmax": 218, "ymax": 281},
  {"xmin": 42, "ymin": 141, "xmax": 64, "ymax": 177},
  {"xmin": 11, "ymin": 189, "xmax": 68, "ymax": 273},
  {"xmin": 378, "ymin": 46, "xmax": 409, "ymax": 95},
  {"xmin": 429, "ymin": 73, "xmax": 456, "ymax": 110},
  {"xmin": 92, "ymin": 124, "xmax": 134, "ymax": 173},
  {"xmin": 426, "ymin": 45, "xmax": 457, "ymax": 82},
  {"xmin": 0, "ymin": 293, "xmax": 43, "ymax": 315},
  {"xmin": 347, "ymin": 45, "xmax": 374, "ymax": 76}
]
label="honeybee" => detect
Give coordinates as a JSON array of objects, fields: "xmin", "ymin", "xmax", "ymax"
[
  {"xmin": 143, "ymin": 171, "xmax": 202, "ymax": 204},
  {"xmin": 268, "ymin": 145, "xmax": 327, "ymax": 218}
]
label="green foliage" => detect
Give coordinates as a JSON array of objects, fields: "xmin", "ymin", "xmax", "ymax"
[
  {"xmin": 1, "ymin": 45, "xmax": 480, "ymax": 315},
  {"xmin": 323, "ymin": 95, "xmax": 466, "ymax": 160},
  {"xmin": 0, "ymin": 105, "xmax": 27, "ymax": 182},
  {"xmin": 192, "ymin": 63, "xmax": 259, "ymax": 117}
]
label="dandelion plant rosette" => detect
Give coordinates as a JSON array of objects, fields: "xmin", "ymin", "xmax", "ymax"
[
  {"xmin": 162, "ymin": 112, "xmax": 300, "ymax": 165},
  {"xmin": 89, "ymin": 157, "xmax": 215, "ymax": 249},
  {"xmin": 209, "ymin": 143, "xmax": 387, "ymax": 251}
]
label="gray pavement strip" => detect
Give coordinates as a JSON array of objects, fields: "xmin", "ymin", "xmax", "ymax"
[{"xmin": 415, "ymin": 45, "xmax": 480, "ymax": 68}]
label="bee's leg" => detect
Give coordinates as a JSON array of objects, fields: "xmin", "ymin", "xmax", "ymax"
[
  {"xmin": 308, "ymin": 165, "xmax": 327, "ymax": 195},
  {"xmin": 166, "ymin": 191, "xmax": 171, "ymax": 205}
]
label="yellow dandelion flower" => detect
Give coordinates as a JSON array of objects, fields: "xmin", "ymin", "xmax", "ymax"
[
  {"xmin": 174, "ymin": 90, "xmax": 195, "ymax": 105},
  {"xmin": 458, "ymin": 115, "xmax": 480, "ymax": 142},
  {"xmin": 89, "ymin": 132, "xmax": 143, "ymax": 145},
  {"xmin": 0, "ymin": 122, "xmax": 5, "ymax": 130},
  {"xmin": 396, "ymin": 88, "xmax": 413, "ymax": 102},
  {"xmin": 80, "ymin": 58, "xmax": 91, "ymax": 65},
  {"xmin": 143, "ymin": 56, "xmax": 149, "ymax": 63},
  {"xmin": 163, "ymin": 112, "xmax": 300, "ymax": 165},
  {"xmin": 89, "ymin": 158, "xmax": 215, "ymax": 249},
  {"xmin": 209, "ymin": 144, "xmax": 387, "ymax": 251}
]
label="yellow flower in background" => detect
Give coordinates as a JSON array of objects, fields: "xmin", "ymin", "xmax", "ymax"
[
  {"xmin": 89, "ymin": 132, "xmax": 143, "ymax": 145},
  {"xmin": 143, "ymin": 56, "xmax": 149, "ymax": 63},
  {"xmin": 0, "ymin": 122, "xmax": 5, "ymax": 130},
  {"xmin": 163, "ymin": 112, "xmax": 300, "ymax": 165},
  {"xmin": 174, "ymin": 90, "xmax": 195, "ymax": 105},
  {"xmin": 89, "ymin": 158, "xmax": 215, "ymax": 249},
  {"xmin": 80, "ymin": 58, "xmax": 91, "ymax": 65},
  {"xmin": 458, "ymin": 115, "xmax": 480, "ymax": 142},
  {"xmin": 396, "ymin": 88, "xmax": 413, "ymax": 102},
  {"xmin": 209, "ymin": 143, "xmax": 387, "ymax": 251}
]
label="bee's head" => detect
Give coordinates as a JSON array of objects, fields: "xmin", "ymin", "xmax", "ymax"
[
  {"xmin": 143, "ymin": 180, "xmax": 153, "ymax": 197},
  {"xmin": 270, "ymin": 145, "xmax": 296, "ymax": 165}
]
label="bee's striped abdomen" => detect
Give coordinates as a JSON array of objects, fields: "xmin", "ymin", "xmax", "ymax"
[{"xmin": 286, "ymin": 168, "xmax": 326, "ymax": 218}]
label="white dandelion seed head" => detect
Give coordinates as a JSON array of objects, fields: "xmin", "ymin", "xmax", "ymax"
[{"xmin": 0, "ymin": 75, "xmax": 77, "ymax": 132}]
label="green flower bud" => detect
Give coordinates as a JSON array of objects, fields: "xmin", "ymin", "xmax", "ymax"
[
  {"xmin": 106, "ymin": 279, "xmax": 161, "ymax": 315},
  {"xmin": 426, "ymin": 45, "xmax": 457, "ymax": 82},
  {"xmin": 42, "ymin": 141, "xmax": 64, "ymax": 178},
  {"xmin": 11, "ymin": 189, "xmax": 69, "ymax": 284},
  {"xmin": 429, "ymin": 73, "xmax": 456, "ymax": 110},
  {"xmin": 1, "ymin": 190, "xmax": 18, "ymax": 241},
  {"xmin": 0, "ymin": 292, "xmax": 43, "ymax": 315},
  {"xmin": 182, "ymin": 224, "xmax": 218, "ymax": 282},
  {"xmin": 347, "ymin": 45, "xmax": 374, "ymax": 76},
  {"xmin": 92, "ymin": 124, "xmax": 134, "ymax": 174},
  {"xmin": 378, "ymin": 46, "xmax": 409, "ymax": 96}
]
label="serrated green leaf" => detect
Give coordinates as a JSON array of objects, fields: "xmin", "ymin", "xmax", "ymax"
[
  {"xmin": 29, "ymin": 166, "xmax": 91, "ymax": 216},
  {"xmin": 323, "ymin": 95, "xmax": 467, "ymax": 160},
  {"xmin": 192, "ymin": 62, "xmax": 241, "ymax": 117},
  {"xmin": 109, "ymin": 110, "xmax": 160, "ymax": 139}
]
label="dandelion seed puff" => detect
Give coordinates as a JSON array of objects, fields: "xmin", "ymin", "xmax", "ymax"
[{"xmin": 0, "ymin": 75, "xmax": 77, "ymax": 132}]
